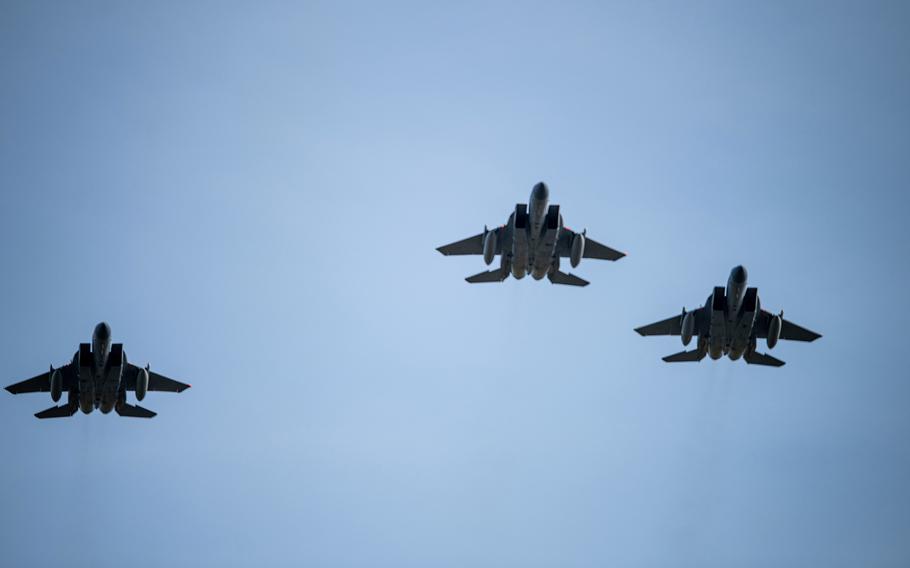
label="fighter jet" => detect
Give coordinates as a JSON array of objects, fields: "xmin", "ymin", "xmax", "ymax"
[
  {"xmin": 5, "ymin": 322, "xmax": 190, "ymax": 418},
  {"xmin": 634, "ymin": 266, "xmax": 821, "ymax": 366},
  {"xmin": 437, "ymin": 182, "xmax": 625, "ymax": 286}
]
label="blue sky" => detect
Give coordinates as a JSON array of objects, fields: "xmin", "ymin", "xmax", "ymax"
[{"xmin": 1, "ymin": 1, "xmax": 908, "ymax": 566}]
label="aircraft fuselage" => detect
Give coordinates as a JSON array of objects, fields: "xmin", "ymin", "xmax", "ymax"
[
  {"xmin": 503, "ymin": 182, "xmax": 564, "ymax": 280},
  {"xmin": 698, "ymin": 266, "xmax": 761, "ymax": 361},
  {"xmin": 75, "ymin": 322, "xmax": 128, "ymax": 414}
]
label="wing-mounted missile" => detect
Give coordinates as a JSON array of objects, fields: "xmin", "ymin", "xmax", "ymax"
[
  {"xmin": 136, "ymin": 365, "xmax": 149, "ymax": 402},
  {"xmin": 482, "ymin": 226, "xmax": 497, "ymax": 266},
  {"xmin": 768, "ymin": 311, "xmax": 782, "ymax": 349},
  {"xmin": 49, "ymin": 365, "xmax": 62, "ymax": 402},
  {"xmin": 570, "ymin": 230, "xmax": 586, "ymax": 268},
  {"xmin": 681, "ymin": 308, "xmax": 695, "ymax": 346}
]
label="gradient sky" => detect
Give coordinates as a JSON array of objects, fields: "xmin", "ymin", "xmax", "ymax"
[{"xmin": 1, "ymin": 1, "xmax": 909, "ymax": 567}]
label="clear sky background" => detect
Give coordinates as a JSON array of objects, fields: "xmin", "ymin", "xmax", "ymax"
[{"xmin": 1, "ymin": 1, "xmax": 908, "ymax": 567}]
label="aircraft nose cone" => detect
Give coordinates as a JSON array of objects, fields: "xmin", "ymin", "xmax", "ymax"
[
  {"xmin": 731, "ymin": 265, "xmax": 748, "ymax": 284},
  {"xmin": 532, "ymin": 182, "xmax": 549, "ymax": 200},
  {"xmin": 94, "ymin": 322, "xmax": 110, "ymax": 340}
]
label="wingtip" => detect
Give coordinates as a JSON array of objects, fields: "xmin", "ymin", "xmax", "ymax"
[{"xmin": 633, "ymin": 328, "xmax": 646, "ymax": 337}]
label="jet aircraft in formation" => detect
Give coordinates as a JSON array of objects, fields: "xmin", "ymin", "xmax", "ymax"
[
  {"xmin": 5, "ymin": 322, "xmax": 190, "ymax": 419},
  {"xmin": 4, "ymin": 186, "xmax": 823, "ymax": 419},
  {"xmin": 437, "ymin": 182, "xmax": 625, "ymax": 287},
  {"xmin": 634, "ymin": 266, "xmax": 821, "ymax": 366}
]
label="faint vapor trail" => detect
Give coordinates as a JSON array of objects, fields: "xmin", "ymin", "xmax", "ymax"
[{"xmin": 669, "ymin": 361, "xmax": 734, "ymax": 564}]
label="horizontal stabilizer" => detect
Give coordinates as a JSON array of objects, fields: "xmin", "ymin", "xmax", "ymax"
[
  {"xmin": 744, "ymin": 351, "xmax": 786, "ymax": 367},
  {"xmin": 35, "ymin": 404, "xmax": 78, "ymax": 419},
  {"xmin": 547, "ymin": 271, "xmax": 589, "ymax": 287},
  {"xmin": 466, "ymin": 269, "xmax": 507, "ymax": 284},
  {"xmin": 115, "ymin": 403, "xmax": 157, "ymax": 418},
  {"xmin": 662, "ymin": 349, "xmax": 706, "ymax": 363}
]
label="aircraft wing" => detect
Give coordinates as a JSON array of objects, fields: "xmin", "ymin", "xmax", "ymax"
[
  {"xmin": 635, "ymin": 308, "xmax": 705, "ymax": 336},
  {"xmin": 5, "ymin": 364, "xmax": 74, "ymax": 394},
  {"xmin": 122, "ymin": 364, "xmax": 191, "ymax": 393},
  {"xmin": 753, "ymin": 310, "xmax": 822, "ymax": 342},
  {"xmin": 437, "ymin": 227, "xmax": 503, "ymax": 256},
  {"xmin": 557, "ymin": 229, "xmax": 625, "ymax": 261}
]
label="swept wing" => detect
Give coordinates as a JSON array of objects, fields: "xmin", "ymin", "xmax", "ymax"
[
  {"xmin": 635, "ymin": 308, "xmax": 706, "ymax": 337},
  {"xmin": 753, "ymin": 310, "xmax": 822, "ymax": 342},
  {"xmin": 6, "ymin": 364, "xmax": 75, "ymax": 394},
  {"xmin": 556, "ymin": 228, "xmax": 625, "ymax": 261},
  {"xmin": 121, "ymin": 364, "xmax": 191, "ymax": 393}
]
